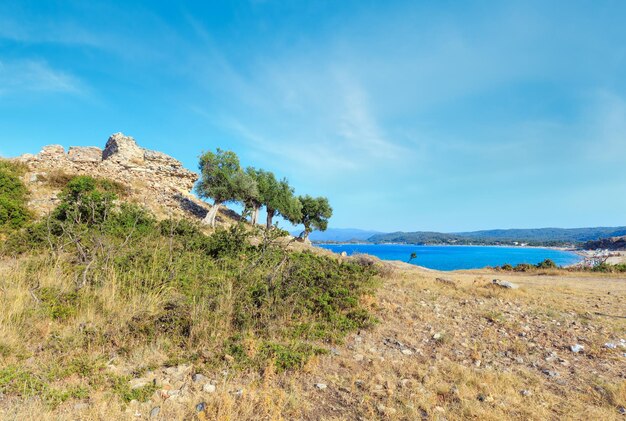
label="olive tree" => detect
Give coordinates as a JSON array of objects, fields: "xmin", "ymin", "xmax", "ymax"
[
  {"xmin": 196, "ymin": 148, "xmax": 246, "ymax": 227},
  {"xmin": 242, "ymin": 167, "xmax": 264, "ymax": 225},
  {"xmin": 262, "ymin": 176, "xmax": 302, "ymax": 229},
  {"xmin": 297, "ymin": 195, "xmax": 332, "ymax": 240}
]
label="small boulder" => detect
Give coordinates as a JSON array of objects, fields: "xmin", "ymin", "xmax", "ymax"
[
  {"xmin": 149, "ymin": 407, "xmax": 160, "ymax": 418},
  {"xmin": 315, "ymin": 383, "xmax": 327, "ymax": 390},
  {"xmin": 570, "ymin": 344, "xmax": 584, "ymax": 353},
  {"xmin": 492, "ymin": 279, "xmax": 519, "ymax": 289},
  {"xmin": 203, "ymin": 383, "xmax": 216, "ymax": 393},
  {"xmin": 542, "ymin": 369, "xmax": 559, "ymax": 377},
  {"xmin": 192, "ymin": 373, "xmax": 208, "ymax": 383}
]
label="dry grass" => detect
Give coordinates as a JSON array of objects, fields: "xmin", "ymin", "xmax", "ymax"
[{"xmin": 1, "ymin": 258, "xmax": 624, "ymax": 420}]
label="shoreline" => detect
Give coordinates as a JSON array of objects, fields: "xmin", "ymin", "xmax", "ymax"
[
  {"xmin": 569, "ymin": 249, "xmax": 626, "ymax": 267},
  {"xmin": 317, "ymin": 243, "xmax": 584, "ymax": 271},
  {"xmin": 316, "ymin": 242, "xmax": 579, "ymax": 252}
]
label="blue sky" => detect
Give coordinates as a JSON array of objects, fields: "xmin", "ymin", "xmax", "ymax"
[{"xmin": 1, "ymin": 1, "xmax": 625, "ymax": 232}]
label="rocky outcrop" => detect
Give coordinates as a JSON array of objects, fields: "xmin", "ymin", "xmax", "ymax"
[
  {"xmin": 102, "ymin": 133, "xmax": 145, "ymax": 166},
  {"xmin": 13, "ymin": 133, "xmax": 210, "ymax": 220}
]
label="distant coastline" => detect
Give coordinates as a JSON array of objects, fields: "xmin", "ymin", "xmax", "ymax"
[
  {"xmin": 310, "ymin": 225, "xmax": 626, "ymax": 250},
  {"xmin": 313, "ymin": 241, "xmax": 580, "ymax": 250}
]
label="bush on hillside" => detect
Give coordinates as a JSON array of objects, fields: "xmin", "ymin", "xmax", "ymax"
[
  {"xmin": 497, "ymin": 259, "xmax": 559, "ymax": 272},
  {"xmin": 0, "ymin": 174, "xmax": 381, "ymax": 406},
  {"xmin": 0, "ymin": 160, "xmax": 31, "ymax": 231}
]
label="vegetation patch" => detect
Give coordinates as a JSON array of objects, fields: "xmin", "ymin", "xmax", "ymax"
[
  {"xmin": 0, "ymin": 174, "xmax": 381, "ymax": 407},
  {"xmin": 0, "ymin": 160, "xmax": 31, "ymax": 231}
]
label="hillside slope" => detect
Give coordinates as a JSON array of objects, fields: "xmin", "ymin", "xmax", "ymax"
[{"xmin": 1, "ymin": 261, "xmax": 624, "ymax": 420}]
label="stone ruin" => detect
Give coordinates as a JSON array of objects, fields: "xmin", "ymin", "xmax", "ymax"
[{"xmin": 13, "ymin": 133, "xmax": 215, "ymax": 220}]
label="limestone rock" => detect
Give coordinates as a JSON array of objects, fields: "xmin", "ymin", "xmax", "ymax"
[
  {"xmin": 103, "ymin": 133, "xmax": 144, "ymax": 166},
  {"xmin": 492, "ymin": 279, "xmax": 519, "ymax": 289},
  {"xmin": 68, "ymin": 146, "xmax": 102, "ymax": 163},
  {"xmin": 149, "ymin": 407, "xmax": 160, "ymax": 418},
  {"xmin": 38, "ymin": 145, "xmax": 65, "ymax": 159}
]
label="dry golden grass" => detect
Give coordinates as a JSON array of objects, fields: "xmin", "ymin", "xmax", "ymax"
[{"xmin": 1, "ymin": 257, "xmax": 624, "ymax": 420}]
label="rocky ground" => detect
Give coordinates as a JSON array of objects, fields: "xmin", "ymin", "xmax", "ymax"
[{"xmin": 4, "ymin": 263, "xmax": 624, "ymax": 420}]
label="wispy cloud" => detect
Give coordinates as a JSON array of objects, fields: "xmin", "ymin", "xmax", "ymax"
[
  {"xmin": 583, "ymin": 90, "xmax": 626, "ymax": 162},
  {"xmin": 334, "ymin": 73, "xmax": 406, "ymax": 159},
  {"xmin": 0, "ymin": 59, "xmax": 85, "ymax": 96}
]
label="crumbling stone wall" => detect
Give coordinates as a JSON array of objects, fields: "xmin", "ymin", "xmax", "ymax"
[{"xmin": 13, "ymin": 133, "xmax": 210, "ymax": 219}]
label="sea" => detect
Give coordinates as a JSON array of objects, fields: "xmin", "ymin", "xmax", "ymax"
[{"xmin": 317, "ymin": 244, "xmax": 582, "ymax": 271}]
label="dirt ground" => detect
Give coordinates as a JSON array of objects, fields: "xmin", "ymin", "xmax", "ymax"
[{"xmin": 2, "ymin": 264, "xmax": 625, "ymax": 420}]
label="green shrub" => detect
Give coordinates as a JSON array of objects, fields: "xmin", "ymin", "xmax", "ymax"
[
  {"xmin": 0, "ymin": 160, "xmax": 31, "ymax": 230},
  {"xmin": 0, "ymin": 365, "xmax": 88, "ymax": 407},
  {"xmin": 110, "ymin": 375, "xmax": 158, "ymax": 403},
  {"xmin": 513, "ymin": 263, "xmax": 533, "ymax": 272},
  {"xmin": 52, "ymin": 175, "xmax": 117, "ymax": 225},
  {"xmin": 1, "ymin": 176, "xmax": 381, "ymax": 385},
  {"xmin": 589, "ymin": 263, "xmax": 626, "ymax": 273},
  {"xmin": 38, "ymin": 287, "xmax": 80, "ymax": 321},
  {"xmin": 536, "ymin": 258, "xmax": 557, "ymax": 269},
  {"xmin": 258, "ymin": 342, "xmax": 327, "ymax": 371}
]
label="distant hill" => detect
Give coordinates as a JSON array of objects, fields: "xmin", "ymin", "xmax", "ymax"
[
  {"xmin": 293, "ymin": 228, "xmax": 382, "ymax": 243},
  {"xmin": 583, "ymin": 235, "xmax": 626, "ymax": 250},
  {"xmin": 367, "ymin": 226, "xmax": 626, "ymax": 247}
]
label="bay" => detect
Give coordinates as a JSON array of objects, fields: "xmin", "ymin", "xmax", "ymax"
[{"xmin": 317, "ymin": 244, "xmax": 581, "ymax": 271}]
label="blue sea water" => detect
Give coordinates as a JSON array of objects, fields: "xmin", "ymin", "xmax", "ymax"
[{"xmin": 317, "ymin": 244, "xmax": 581, "ymax": 271}]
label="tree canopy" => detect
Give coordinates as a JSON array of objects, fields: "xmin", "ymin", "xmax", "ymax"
[
  {"xmin": 196, "ymin": 149, "xmax": 330, "ymax": 231},
  {"xmin": 196, "ymin": 149, "xmax": 256, "ymax": 226},
  {"xmin": 297, "ymin": 195, "xmax": 332, "ymax": 240}
]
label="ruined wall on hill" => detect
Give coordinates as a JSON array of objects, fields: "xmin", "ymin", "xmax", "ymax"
[{"xmin": 12, "ymin": 133, "xmax": 214, "ymax": 220}]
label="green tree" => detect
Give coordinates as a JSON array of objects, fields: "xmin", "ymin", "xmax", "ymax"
[
  {"xmin": 267, "ymin": 179, "xmax": 302, "ymax": 229},
  {"xmin": 242, "ymin": 167, "xmax": 263, "ymax": 225},
  {"xmin": 196, "ymin": 149, "xmax": 245, "ymax": 227},
  {"xmin": 297, "ymin": 195, "xmax": 332, "ymax": 240},
  {"xmin": 255, "ymin": 171, "xmax": 301, "ymax": 229},
  {"xmin": 234, "ymin": 170, "xmax": 259, "ymax": 222}
]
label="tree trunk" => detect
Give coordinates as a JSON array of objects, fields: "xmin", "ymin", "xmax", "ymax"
[
  {"xmin": 266, "ymin": 209, "xmax": 274, "ymax": 229},
  {"xmin": 202, "ymin": 201, "xmax": 221, "ymax": 227},
  {"xmin": 251, "ymin": 205, "xmax": 260, "ymax": 226}
]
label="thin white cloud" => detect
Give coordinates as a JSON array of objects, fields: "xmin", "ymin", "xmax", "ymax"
[
  {"xmin": 215, "ymin": 115, "xmax": 360, "ymax": 174},
  {"xmin": 334, "ymin": 73, "xmax": 406, "ymax": 159},
  {"xmin": 0, "ymin": 59, "xmax": 84, "ymax": 96},
  {"xmin": 583, "ymin": 91, "xmax": 626, "ymax": 162}
]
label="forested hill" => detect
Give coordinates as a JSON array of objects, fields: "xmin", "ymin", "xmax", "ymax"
[{"xmin": 367, "ymin": 226, "xmax": 626, "ymax": 246}]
